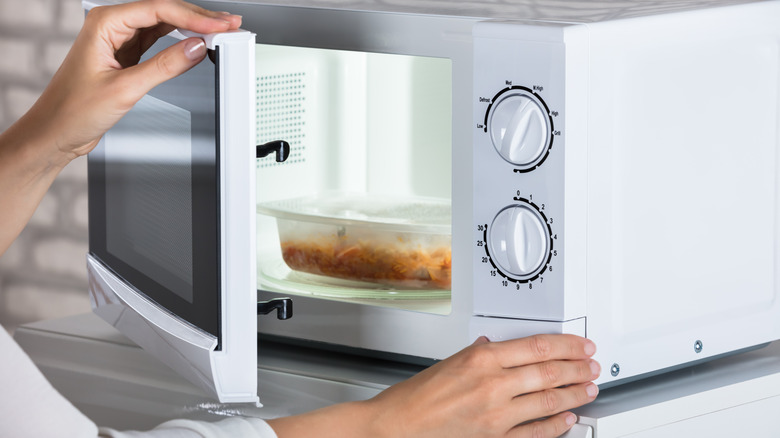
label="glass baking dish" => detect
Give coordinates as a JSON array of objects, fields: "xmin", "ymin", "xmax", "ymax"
[{"xmin": 257, "ymin": 192, "xmax": 451, "ymax": 298}]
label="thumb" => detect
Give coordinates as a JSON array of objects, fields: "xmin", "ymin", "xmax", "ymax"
[{"xmin": 125, "ymin": 37, "xmax": 207, "ymax": 96}]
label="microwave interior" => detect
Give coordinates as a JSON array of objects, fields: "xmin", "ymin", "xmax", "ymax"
[{"xmin": 254, "ymin": 43, "xmax": 455, "ymax": 315}]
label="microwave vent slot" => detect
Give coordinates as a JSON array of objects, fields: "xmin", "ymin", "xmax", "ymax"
[{"xmin": 256, "ymin": 71, "xmax": 308, "ymax": 168}]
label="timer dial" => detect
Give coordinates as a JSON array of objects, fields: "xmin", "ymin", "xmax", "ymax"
[
  {"xmin": 488, "ymin": 204, "xmax": 550, "ymax": 280},
  {"xmin": 488, "ymin": 92, "xmax": 551, "ymax": 168}
]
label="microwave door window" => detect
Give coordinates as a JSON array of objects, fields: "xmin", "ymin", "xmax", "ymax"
[
  {"xmin": 89, "ymin": 34, "xmax": 220, "ymax": 339},
  {"xmin": 105, "ymin": 95, "xmax": 195, "ymax": 303}
]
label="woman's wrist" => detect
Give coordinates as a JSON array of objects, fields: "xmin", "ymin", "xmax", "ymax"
[
  {"xmin": 1, "ymin": 120, "xmax": 64, "ymax": 183},
  {"xmin": 0, "ymin": 107, "xmax": 75, "ymax": 180}
]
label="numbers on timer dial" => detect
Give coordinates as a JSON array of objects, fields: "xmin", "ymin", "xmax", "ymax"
[{"xmin": 487, "ymin": 204, "xmax": 551, "ymax": 281}]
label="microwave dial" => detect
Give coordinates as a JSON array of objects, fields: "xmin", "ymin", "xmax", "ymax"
[
  {"xmin": 487, "ymin": 202, "xmax": 552, "ymax": 281},
  {"xmin": 487, "ymin": 88, "xmax": 553, "ymax": 171}
]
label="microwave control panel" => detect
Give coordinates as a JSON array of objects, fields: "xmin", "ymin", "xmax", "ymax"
[{"xmin": 472, "ymin": 23, "xmax": 570, "ymax": 322}]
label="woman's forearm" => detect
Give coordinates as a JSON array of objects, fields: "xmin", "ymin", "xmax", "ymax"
[{"xmin": 0, "ymin": 108, "xmax": 73, "ymax": 256}]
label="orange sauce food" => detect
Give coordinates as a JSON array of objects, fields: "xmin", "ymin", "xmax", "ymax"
[{"xmin": 281, "ymin": 235, "xmax": 451, "ymax": 290}]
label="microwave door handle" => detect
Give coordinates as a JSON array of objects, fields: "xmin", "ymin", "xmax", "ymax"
[
  {"xmin": 257, "ymin": 296, "xmax": 293, "ymax": 320},
  {"xmin": 257, "ymin": 140, "xmax": 291, "ymax": 162}
]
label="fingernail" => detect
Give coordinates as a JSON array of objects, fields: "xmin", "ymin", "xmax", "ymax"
[
  {"xmin": 184, "ymin": 39, "xmax": 206, "ymax": 61},
  {"xmin": 565, "ymin": 412, "xmax": 577, "ymax": 426},
  {"xmin": 584, "ymin": 339, "xmax": 596, "ymax": 356},
  {"xmin": 589, "ymin": 360, "xmax": 601, "ymax": 378},
  {"xmin": 220, "ymin": 14, "xmax": 241, "ymax": 23},
  {"xmin": 586, "ymin": 382, "xmax": 599, "ymax": 398}
]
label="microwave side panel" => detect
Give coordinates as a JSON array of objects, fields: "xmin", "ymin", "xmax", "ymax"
[{"xmin": 584, "ymin": 2, "xmax": 780, "ymax": 385}]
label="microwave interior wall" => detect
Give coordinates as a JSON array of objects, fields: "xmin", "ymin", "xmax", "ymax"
[{"xmin": 254, "ymin": 43, "xmax": 454, "ymax": 314}]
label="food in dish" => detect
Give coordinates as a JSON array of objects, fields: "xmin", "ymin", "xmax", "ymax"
[{"xmin": 280, "ymin": 233, "xmax": 451, "ymax": 289}]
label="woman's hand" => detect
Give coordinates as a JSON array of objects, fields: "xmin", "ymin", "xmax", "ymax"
[
  {"xmin": 0, "ymin": 0, "xmax": 241, "ymax": 255},
  {"xmin": 369, "ymin": 334, "xmax": 599, "ymax": 437},
  {"xmin": 28, "ymin": 0, "xmax": 242, "ymax": 165},
  {"xmin": 268, "ymin": 334, "xmax": 599, "ymax": 438}
]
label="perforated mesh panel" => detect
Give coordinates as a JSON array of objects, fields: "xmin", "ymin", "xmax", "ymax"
[{"xmin": 256, "ymin": 72, "xmax": 307, "ymax": 168}]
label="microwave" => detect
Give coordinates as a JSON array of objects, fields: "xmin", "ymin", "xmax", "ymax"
[{"xmin": 85, "ymin": 0, "xmax": 780, "ymax": 404}]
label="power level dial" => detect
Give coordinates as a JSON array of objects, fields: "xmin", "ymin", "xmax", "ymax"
[
  {"xmin": 488, "ymin": 91, "xmax": 551, "ymax": 169},
  {"xmin": 488, "ymin": 204, "xmax": 551, "ymax": 280}
]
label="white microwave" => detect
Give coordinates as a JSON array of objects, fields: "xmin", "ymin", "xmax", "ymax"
[{"xmin": 85, "ymin": 0, "xmax": 780, "ymax": 404}]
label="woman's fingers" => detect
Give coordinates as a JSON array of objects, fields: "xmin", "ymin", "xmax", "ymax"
[
  {"xmin": 119, "ymin": 37, "xmax": 207, "ymax": 99},
  {"xmin": 504, "ymin": 358, "xmax": 600, "ymax": 397},
  {"xmin": 88, "ymin": 0, "xmax": 241, "ymax": 52},
  {"xmin": 137, "ymin": 23, "xmax": 177, "ymax": 58},
  {"xmin": 101, "ymin": 0, "xmax": 239, "ymax": 35},
  {"xmin": 512, "ymin": 382, "xmax": 599, "ymax": 425},
  {"xmin": 487, "ymin": 334, "xmax": 597, "ymax": 369},
  {"xmin": 508, "ymin": 412, "xmax": 579, "ymax": 438},
  {"xmin": 111, "ymin": 23, "xmax": 175, "ymax": 68}
]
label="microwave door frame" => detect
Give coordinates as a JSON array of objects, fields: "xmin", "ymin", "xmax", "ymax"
[
  {"xmin": 85, "ymin": 18, "xmax": 258, "ymax": 404},
  {"xmin": 206, "ymin": 1, "xmax": 479, "ymax": 360}
]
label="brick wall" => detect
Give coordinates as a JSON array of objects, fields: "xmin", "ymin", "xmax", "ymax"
[{"xmin": 0, "ymin": 0, "xmax": 89, "ymax": 333}]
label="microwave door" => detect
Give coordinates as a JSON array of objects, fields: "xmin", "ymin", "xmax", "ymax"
[{"xmin": 86, "ymin": 27, "xmax": 258, "ymax": 404}]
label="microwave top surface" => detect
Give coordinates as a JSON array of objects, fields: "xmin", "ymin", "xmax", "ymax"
[{"xmin": 224, "ymin": 0, "xmax": 771, "ymax": 23}]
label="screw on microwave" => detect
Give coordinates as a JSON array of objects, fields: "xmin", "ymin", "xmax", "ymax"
[
  {"xmin": 694, "ymin": 340, "xmax": 703, "ymax": 354},
  {"xmin": 610, "ymin": 363, "xmax": 620, "ymax": 377},
  {"xmin": 256, "ymin": 140, "xmax": 291, "ymax": 162}
]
